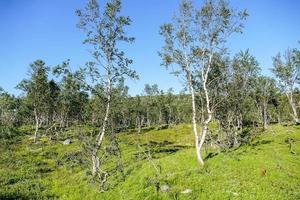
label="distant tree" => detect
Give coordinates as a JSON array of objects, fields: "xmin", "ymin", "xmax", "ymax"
[
  {"xmin": 0, "ymin": 88, "xmax": 16, "ymax": 126},
  {"xmin": 143, "ymin": 84, "xmax": 160, "ymax": 126},
  {"xmin": 255, "ymin": 76, "xmax": 277, "ymax": 129},
  {"xmin": 47, "ymin": 80, "xmax": 60, "ymax": 126},
  {"xmin": 159, "ymin": 0, "xmax": 247, "ymax": 165},
  {"xmin": 222, "ymin": 50, "xmax": 260, "ymax": 143},
  {"xmin": 76, "ymin": 0, "xmax": 138, "ymax": 179},
  {"xmin": 272, "ymin": 47, "xmax": 300, "ymax": 124},
  {"xmin": 87, "ymin": 84, "xmax": 106, "ymax": 126},
  {"xmin": 17, "ymin": 60, "xmax": 50, "ymax": 143},
  {"xmin": 131, "ymin": 95, "xmax": 144, "ymax": 133},
  {"xmin": 53, "ymin": 60, "xmax": 88, "ymax": 128}
]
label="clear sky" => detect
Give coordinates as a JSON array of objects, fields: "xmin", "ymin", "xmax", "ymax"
[{"xmin": 0, "ymin": 0, "xmax": 299, "ymax": 96}]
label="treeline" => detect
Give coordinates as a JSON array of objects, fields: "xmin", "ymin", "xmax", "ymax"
[
  {"xmin": 0, "ymin": 64, "xmax": 192, "ymax": 132},
  {"xmin": 1, "ymin": 48, "xmax": 299, "ymax": 135}
]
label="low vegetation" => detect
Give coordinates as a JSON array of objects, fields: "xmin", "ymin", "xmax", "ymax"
[{"xmin": 0, "ymin": 124, "xmax": 299, "ymax": 199}]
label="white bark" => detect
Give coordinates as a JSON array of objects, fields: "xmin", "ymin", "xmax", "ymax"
[
  {"xmin": 183, "ymin": 48, "xmax": 204, "ymax": 165},
  {"xmin": 199, "ymin": 61, "xmax": 212, "ymax": 165},
  {"xmin": 92, "ymin": 81, "xmax": 111, "ymax": 176},
  {"xmin": 197, "ymin": 54, "xmax": 213, "ymax": 165},
  {"xmin": 33, "ymin": 107, "xmax": 39, "ymax": 143},
  {"xmin": 146, "ymin": 107, "xmax": 151, "ymax": 127},
  {"xmin": 159, "ymin": 109, "xmax": 162, "ymax": 124},
  {"xmin": 263, "ymin": 99, "xmax": 268, "ymax": 130},
  {"xmin": 183, "ymin": 48, "xmax": 213, "ymax": 165},
  {"xmin": 188, "ymin": 75, "xmax": 202, "ymax": 165},
  {"xmin": 187, "ymin": 64, "xmax": 212, "ymax": 166},
  {"xmin": 286, "ymin": 92, "xmax": 300, "ymax": 124}
]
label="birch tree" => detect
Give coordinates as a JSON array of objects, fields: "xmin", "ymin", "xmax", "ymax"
[
  {"xmin": 76, "ymin": 0, "xmax": 138, "ymax": 177},
  {"xmin": 227, "ymin": 50, "xmax": 260, "ymax": 132},
  {"xmin": 0, "ymin": 89, "xmax": 16, "ymax": 126},
  {"xmin": 272, "ymin": 48, "xmax": 300, "ymax": 124},
  {"xmin": 17, "ymin": 60, "xmax": 50, "ymax": 143},
  {"xmin": 53, "ymin": 60, "xmax": 88, "ymax": 128},
  {"xmin": 255, "ymin": 76, "xmax": 277, "ymax": 129},
  {"xmin": 159, "ymin": 0, "xmax": 247, "ymax": 165}
]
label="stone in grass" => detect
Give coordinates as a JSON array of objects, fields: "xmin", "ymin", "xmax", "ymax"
[
  {"xmin": 160, "ymin": 185, "xmax": 170, "ymax": 192},
  {"xmin": 63, "ymin": 139, "xmax": 71, "ymax": 145},
  {"xmin": 232, "ymin": 192, "xmax": 239, "ymax": 196},
  {"xmin": 181, "ymin": 189, "xmax": 192, "ymax": 194},
  {"xmin": 226, "ymin": 191, "xmax": 239, "ymax": 196}
]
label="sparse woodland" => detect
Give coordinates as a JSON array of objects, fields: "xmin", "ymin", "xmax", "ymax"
[{"xmin": 0, "ymin": 0, "xmax": 300, "ymax": 199}]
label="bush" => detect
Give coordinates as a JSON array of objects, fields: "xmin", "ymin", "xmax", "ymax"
[{"xmin": 0, "ymin": 126, "xmax": 19, "ymax": 140}]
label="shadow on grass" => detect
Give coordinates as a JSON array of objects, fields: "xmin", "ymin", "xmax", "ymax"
[
  {"xmin": 251, "ymin": 140, "xmax": 272, "ymax": 147},
  {"xmin": 135, "ymin": 140, "xmax": 191, "ymax": 160},
  {"xmin": 204, "ymin": 152, "xmax": 219, "ymax": 161},
  {"xmin": 142, "ymin": 140, "xmax": 174, "ymax": 147}
]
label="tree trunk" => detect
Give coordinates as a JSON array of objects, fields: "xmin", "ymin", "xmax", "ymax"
[
  {"xmin": 33, "ymin": 107, "xmax": 39, "ymax": 143},
  {"xmin": 136, "ymin": 115, "xmax": 141, "ymax": 134},
  {"xmin": 286, "ymin": 92, "xmax": 300, "ymax": 124},
  {"xmin": 146, "ymin": 108, "xmax": 150, "ymax": 127},
  {"xmin": 158, "ymin": 109, "xmax": 162, "ymax": 124},
  {"xmin": 92, "ymin": 87, "xmax": 111, "ymax": 176},
  {"xmin": 184, "ymin": 51, "xmax": 213, "ymax": 166},
  {"xmin": 198, "ymin": 68, "xmax": 212, "ymax": 165},
  {"xmin": 191, "ymin": 84, "xmax": 202, "ymax": 165},
  {"xmin": 186, "ymin": 69, "xmax": 203, "ymax": 165},
  {"xmin": 196, "ymin": 54, "xmax": 213, "ymax": 165},
  {"xmin": 263, "ymin": 100, "xmax": 268, "ymax": 130}
]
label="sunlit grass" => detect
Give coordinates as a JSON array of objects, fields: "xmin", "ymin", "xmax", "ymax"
[{"xmin": 0, "ymin": 124, "xmax": 299, "ymax": 199}]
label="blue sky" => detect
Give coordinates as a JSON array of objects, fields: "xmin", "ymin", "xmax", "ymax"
[{"xmin": 0, "ymin": 0, "xmax": 299, "ymax": 96}]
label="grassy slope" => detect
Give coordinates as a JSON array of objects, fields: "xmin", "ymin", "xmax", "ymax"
[{"xmin": 0, "ymin": 124, "xmax": 299, "ymax": 200}]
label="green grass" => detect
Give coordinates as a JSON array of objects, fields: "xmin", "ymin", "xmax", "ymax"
[{"xmin": 0, "ymin": 124, "xmax": 299, "ymax": 199}]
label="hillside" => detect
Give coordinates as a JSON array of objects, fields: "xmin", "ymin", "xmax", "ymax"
[{"xmin": 0, "ymin": 124, "xmax": 300, "ymax": 200}]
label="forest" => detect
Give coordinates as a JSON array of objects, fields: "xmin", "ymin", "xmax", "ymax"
[{"xmin": 0, "ymin": 0, "xmax": 300, "ymax": 199}]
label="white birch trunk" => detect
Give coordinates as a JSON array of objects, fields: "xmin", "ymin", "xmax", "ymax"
[
  {"xmin": 92, "ymin": 81, "xmax": 111, "ymax": 176},
  {"xmin": 263, "ymin": 99, "xmax": 268, "ymax": 130},
  {"xmin": 197, "ymin": 54, "xmax": 213, "ymax": 165},
  {"xmin": 189, "ymin": 79, "xmax": 202, "ymax": 165},
  {"xmin": 33, "ymin": 107, "xmax": 39, "ymax": 143},
  {"xmin": 286, "ymin": 92, "xmax": 300, "ymax": 124}
]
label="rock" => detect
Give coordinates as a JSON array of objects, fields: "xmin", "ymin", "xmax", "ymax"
[
  {"xmin": 181, "ymin": 189, "xmax": 192, "ymax": 194},
  {"xmin": 63, "ymin": 139, "xmax": 71, "ymax": 145},
  {"xmin": 232, "ymin": 192, "xmax": 239, "ymax": 196},
  {"xmin": 226, "ymin": 191, "xmax": 239, "ymax": 196},
  {"xmin": 160, "ymin": 185, "xmax": 169, "ymax": 192}
]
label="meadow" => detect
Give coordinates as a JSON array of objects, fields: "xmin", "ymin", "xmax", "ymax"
[{"xmin": 1, "ymin": 124, "xmax": 299, "ymax": 200}]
